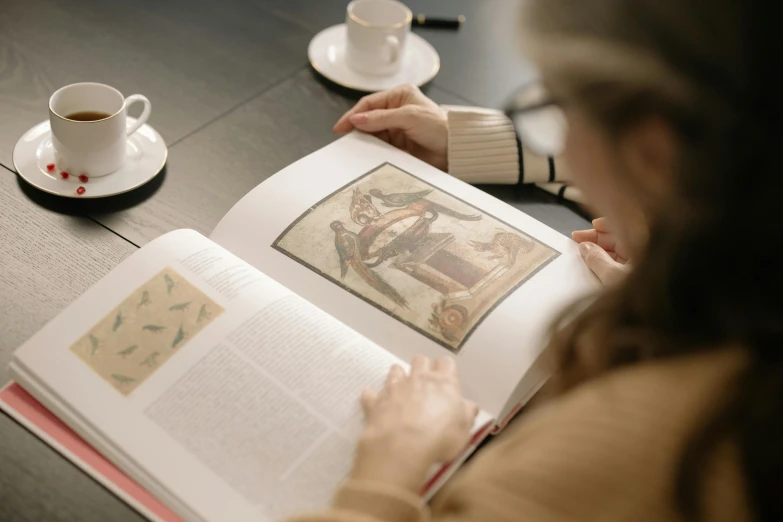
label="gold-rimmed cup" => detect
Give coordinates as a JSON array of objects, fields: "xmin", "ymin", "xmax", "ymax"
[
  {"xmin": 49, "ymin": 82, "xmax": 151, "ymax": 177},
  {"xmin": 345, "ymin": 0, "xmax": 412, "ymax": 76}
]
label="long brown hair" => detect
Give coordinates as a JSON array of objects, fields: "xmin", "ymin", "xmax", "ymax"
[{"xmin": 522, "ymin": 0, "xmax": 782, "ymax": 519}]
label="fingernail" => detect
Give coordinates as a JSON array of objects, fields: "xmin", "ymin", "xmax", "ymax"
[
  {"xmin": 578, "ymin": 242, "xmax": 593, "ymax": 257},
  {"xmin": 350, "ymin": 113, "xmax": 367, "ymax": 124}
]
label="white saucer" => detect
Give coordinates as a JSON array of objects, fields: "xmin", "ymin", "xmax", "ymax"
[
  {"xmin": 13, "ymin": 118, "xmax": 167, "ymax": 199},
  {"xmin": 308, "ymin": 24, "xmax": 440, "ymax": 92}
]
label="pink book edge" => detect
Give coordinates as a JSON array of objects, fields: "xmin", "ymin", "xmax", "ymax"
[
  {"xmin": 421, "ymin": 421, "xmax": 493, "ymax": 496},
  {"xmin": 0, "ymin": 381, "xmax": 183, "ymax": 522},
  {"xmin": 1, "ymin": 380, "xmax": 494, "ymax": 517}
]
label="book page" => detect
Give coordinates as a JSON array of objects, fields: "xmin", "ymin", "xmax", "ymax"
[
  {"xmin": 13, "ymin": 229, "xmax": 485, "ymax": 522},
  {"xmin": 211, "ymin": 133, "xmax": 599, "ymax": 417}
]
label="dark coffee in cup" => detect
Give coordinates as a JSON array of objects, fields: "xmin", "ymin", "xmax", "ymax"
[{"xmin": 65, "ymin": 111, "xmax": 112, "ymax": 122}]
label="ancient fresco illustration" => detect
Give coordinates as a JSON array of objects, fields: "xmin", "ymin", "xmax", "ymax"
[
  {"xmin": 273, "ymin": 163, "xmax": 559, "ymax": 352},
  {"xmin": 70, "ymin": 268, "xmax": 224, "ymax": 395}
]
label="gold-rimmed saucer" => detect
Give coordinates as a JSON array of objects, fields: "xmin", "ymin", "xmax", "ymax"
[
  {"xmin": 13, "ymin": 118, "xmax": 167, "ymax": 199},
  {"xmin": 308, "ymin": 24, "xmax": 440, "ymax": 93}
]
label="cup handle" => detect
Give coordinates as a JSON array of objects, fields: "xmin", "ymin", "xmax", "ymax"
[
  {"xmin": 386, "ymin": 35, "xmax": 401, "ymax": 64},
  {"xmin": 125, "ymin": 94, "xmax": 152, "ymax": 136}
]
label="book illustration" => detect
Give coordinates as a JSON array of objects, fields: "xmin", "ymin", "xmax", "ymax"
[
  {"xmin": 140, "ymin": 352, "xmax": 159, "ymax": 368},
  {"xmin": 111, "ymin": 374, "xmax": 136, "ymax": 386},
  {"xmin": 118, "ymin": 345, "xmax": 138, "ymax": 358},
  {"xmin": 274, "ymin": 163, "xmax": 559, "ymax": 352},
  {"xmin": 369, "ymin": 188, "xmax": 432, "ymax": 207},
  {"xmin": 470, "ymin": 231, "xmax": 533, "ymax": 267},
  {"xmin": 69, "ymin": 268, "xmax": 224, "ymax": 395},
  {"xmin": 172, "ymin": 325, "xmax": 186, "ymax": 348},
  {"xmin": 89, "ymin": 334, "xmax": 100, "ymax": 356},
  {"xmin": 197, "ymin": 304, "xmax": 210, "ymax": 323},
  {"xmin": 142, "ymin": 324, "xmax": 167, "ymax": 333},
  {"xmin": 164, "ymin": 274, "xmax": 176, "ymax": 294},
  {"xmin": 331, "ymin": 221, "xmax": 408, "ymax": 307},
  {"xmin": 112, "ymin": 312, "xmax": 123, "ymax": 332},
  {"xmin": 138, "ymin": 290, "xmax": 150, "ymax": 307}
]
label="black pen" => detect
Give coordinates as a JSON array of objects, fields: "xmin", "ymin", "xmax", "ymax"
[{"xmin": 412, "ymin": 14, "xmax": 465, "ymax": 29}]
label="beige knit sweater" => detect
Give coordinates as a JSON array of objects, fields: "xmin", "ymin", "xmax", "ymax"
[
  {"xmin": 445, "ymin": 109, "xmax": 585, "ymax": 204},
  {"xmin": 288, "ymin": 349, "xmax": 750, "ymax": 522}
]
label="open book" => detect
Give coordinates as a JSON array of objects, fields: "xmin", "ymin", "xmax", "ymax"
[{"xmin": 1, "ymin": 133, "xmax": 598, "ymax": 522}]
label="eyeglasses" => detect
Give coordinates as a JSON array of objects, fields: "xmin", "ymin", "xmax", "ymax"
[{"xmin": 504, "ymin": 83, "xmax": 568, "ymax": 157}]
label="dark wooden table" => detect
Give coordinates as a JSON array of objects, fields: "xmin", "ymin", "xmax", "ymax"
[{"xmin": 0, "ymin": 1, "xmax": 589, "ymax": 520}]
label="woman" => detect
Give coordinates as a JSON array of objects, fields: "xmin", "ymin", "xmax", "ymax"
[{"xmin": 289, "ymin": 0, "xmax": 781, "ymax": 520}]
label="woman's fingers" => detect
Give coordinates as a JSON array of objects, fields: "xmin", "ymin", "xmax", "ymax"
[
  {"xmin": 592, "ymin": 217, "xmax": 611, "ymax": 232},
  {"xmin": 361, "ymin": 388, "xmax": 378, "ymax": 416},
  {"xmin": 410, "ymin": 355, "xmax": 431, "ymax": 376},
  {"xmin": 433, "ymin": 356, "xmax": 456, "ymax": 375},
  {"xmin": 386, "ymin": 364, "xmax": 406, "ymax": 385},
  {"xmin": 333, "ymin": 85, "xmax": 414, "ymax": 133},
  {"xmin": 571, "ymin": 228, "xmax": 599, "ymax": 244},
  {"xmin": 578, "ymin": 242, "xmax": 631, "ymax": 285},
  {"xmin": 596, "ymin": 231, "xmax": 618, "ymax": 253},
  {"xmin": 588, "ymin": 218, "xmax": 630, "ymax": 261},
  {"xmin": 572, "ymin": 227, "xmax": 620, "ymax": 256},
  {"xmin": 333, "ymin": 107, "xmax": 362, "ymax": 133},
  {"xmin": 464, "ymin": 401, "xmax": 479, "ymax": 421},
  {"xmin": 572, "ymin": 228, "xmax": 616, "ymax": 252},
  {"xmin": 348, "ymin": 106, "xmax": 420, "ymax": 133},
  {"xmin": 333, "ymin": 91, "xmax": 392, "ymax": 133},
  {"xmin": 334, "ymin": 84, "xmax": 429, "ymax": 133}
]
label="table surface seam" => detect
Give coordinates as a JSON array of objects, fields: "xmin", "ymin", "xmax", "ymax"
[
  {"xmin": 0, "ymin": 164, "xmax": 141, "ymax": 250},
  {"xmin": 166, "ymin": 65, "xmax": 310, "ymax": 149}
]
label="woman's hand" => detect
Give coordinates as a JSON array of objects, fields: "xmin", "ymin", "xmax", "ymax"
[
  {"xmin": 572, "ymin": 217, "xmax": 631, "ymax": 285},
  {"xmin": 333, "ymin": 84, "xmax": 449, "ymax": 170},
  {"xmin": 350, "ymin": 355, "xmax": 478, "ymax": 492}
]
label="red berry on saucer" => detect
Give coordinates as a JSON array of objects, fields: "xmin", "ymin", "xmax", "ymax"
[
  {"xmin": 76, "ymin": 186, "xmax": 86, "ymax": 195},
  {"xmin": 60, "ymin": 171, "xmax": 69, "ymax": 180},
  {"xmin": 46, "ymin": 164, "xmax": 55, "ymax": 172},
  {"xmin": 78, "ymin": 174, "xmax": 89, "ymax": 183}
]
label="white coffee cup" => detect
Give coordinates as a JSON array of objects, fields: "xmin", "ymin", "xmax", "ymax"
[
  {"xmin": 345, "ymin": 0, "xmax": 412, "ymax": 76},
  {"xmin": 49, "ymin": 82, "xmax": 151, "ymax": 177}
]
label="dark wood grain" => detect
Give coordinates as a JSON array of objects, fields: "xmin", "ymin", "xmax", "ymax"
[
  {"xmin": 0, "ymin": 0, "xmax": 315, "ymax": 169},
  {"xmin": 91, "ymin": 69, "xmax": 474, "ymax": 245},
  {"xmin": 261, "ymin": 0, "xmax": 535, "ymax": 107},
  {"xmin": 0, "ymin": 171, "xmax": 137, "ymax": 379},
  {"xmin": 411, "ymin": 0, "xmax": 536, "ymax": 107},
  {"xmin": 0, "ymin": 416, "xmax": 145, "ymax": 522},
  {"xmin": 0, "ymin": 166, "xmax": 140, "ymax": 521}
]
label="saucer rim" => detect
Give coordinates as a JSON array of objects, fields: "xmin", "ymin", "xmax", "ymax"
[
  {"xmin": 308, "ymin": 24, "xmax": 440, "ymax": 92},
  {"xmin": 13, "ymin": 119, "xmax": 168, "ymax": 200}
]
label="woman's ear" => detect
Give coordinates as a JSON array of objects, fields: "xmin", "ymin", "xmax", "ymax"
[{"xmin": 619, "ymin": 115, "xmax": 678, "ymax": 200}]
